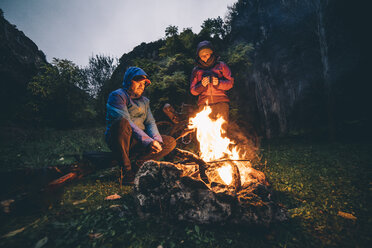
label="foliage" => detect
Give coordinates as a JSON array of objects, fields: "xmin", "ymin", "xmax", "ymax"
[
  {"xmin": 165, "ymin": 25, "xmax": 179, "ymax": 37},
  {"xmin": 0, "ymin": 130, "xmax": 371, "ymax": 247},
  {"xmin": 159, "ymin": 33, "xmax": 183, "ymax": 57},
  {"xmin": 27, "ymin": 58, "xmax": 96, "ymax": 127},
  {"xmin": 82, "ymin": 54, "xmax": 118, "ymax": 121},
  {"xmin": 130, "ymin": 53, "xmax": 194, "ymax": 117},
  {"xmin": 226, "ymin": 42, "xmax": 254, "ymax": 70},
  {"xmin": 178, "ymin": 28, "xmax": 197, "ymax": 57},
  {"xmin": 200, "ymin": 16, "xmax": 227, "ymax": 39},
  {"xmin": 84, "ymin": 54, "xmax": 117, "ymax": 98},
  {"xmin": 147, "ymin": 70, "xmax": 190, "ymax": 116}
]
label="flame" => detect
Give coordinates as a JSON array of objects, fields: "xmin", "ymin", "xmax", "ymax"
[
  {"xmin": 188, "ymin": 106, "xmax": 248, "ymax": 185},
  {"xmin": 217, "ymin": 164, "xmax": 233, "ymax": 185}
]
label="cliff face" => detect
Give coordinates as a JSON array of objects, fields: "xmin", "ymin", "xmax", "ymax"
[
  {"xmin": 0, "ymin": 10, "xmax": 47, "ymax": 123},
  {"xmin": 228, "ymin": 0, "xmax": 368, "ymax": 138}
]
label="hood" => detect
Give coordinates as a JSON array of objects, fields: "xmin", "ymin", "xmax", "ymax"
[
  {"xmin": 195, "ymin": 40, "xmax": 219, "ymax": 69},
  {"xmin": 122, "ymin": 66, "xmax": 151, "ymax": 90},
  {"xmin": 195, "ymin": 40, "xmax": 214, "ymax": 59}
]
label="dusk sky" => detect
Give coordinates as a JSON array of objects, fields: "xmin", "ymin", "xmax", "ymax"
[{"xmin": 1, "ymin": 0, "xmax": 236, "ymax": 66}]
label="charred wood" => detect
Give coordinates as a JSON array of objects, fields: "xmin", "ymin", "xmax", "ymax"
[{"xmin": 173, "ymin": 148, "xmax": 209, "ymax": 183}]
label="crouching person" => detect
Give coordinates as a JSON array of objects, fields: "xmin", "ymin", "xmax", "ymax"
[{"xmin": 105, "ymin": 66, "xmax": 176, "ymax": 184}]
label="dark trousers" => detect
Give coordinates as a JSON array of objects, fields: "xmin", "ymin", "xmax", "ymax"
[{"xmin": 106, "ymin": 118, "xmax": 176, "ymax": 172}]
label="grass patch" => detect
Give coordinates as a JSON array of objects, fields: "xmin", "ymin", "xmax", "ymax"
[
  {"xmin": 0, "ymin": 128, "xmax": 371, "ymax": 247},
  {"xmin": 0, "ymin": 127, "xmax": 109, "ymax": 172}
]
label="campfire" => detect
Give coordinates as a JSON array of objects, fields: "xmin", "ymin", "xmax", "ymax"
[
  {"xmin": 134, "ymin": 106, "xmax": 288, "ymax": 225},
  {"xmin": 188, "ymin": 106, "xmax": 252, "ymax": 189}
]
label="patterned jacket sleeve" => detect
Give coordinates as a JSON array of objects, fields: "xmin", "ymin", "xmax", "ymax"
[
  {"xmin": 106, "ymin": 91, "xmax": 154, "ymax": 146},
  {"xmin": 144, "ymin": 99, "xmax": 163, "ymax": 143}
]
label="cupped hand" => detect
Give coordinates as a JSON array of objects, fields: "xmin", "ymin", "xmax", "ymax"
[
  {"xmin": 201, "ymin": 77, "xmax": 210, "ymax": 87},
  {"xmin": 150, "ymin": 140, "xmax": 163, "ymax": 153}
]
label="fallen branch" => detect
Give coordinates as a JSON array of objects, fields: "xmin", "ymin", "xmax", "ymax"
[
  {"xmin": 48, "ymin": 172, "xmax": 78, "ymax": 189},
  {"xmin": 175, "ymin": 129, "xmax": 195, "ymax": 141}
]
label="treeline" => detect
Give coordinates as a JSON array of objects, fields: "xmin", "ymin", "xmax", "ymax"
[
  {"xmin": 21, "ymin": 9, "xmax": 254, "ymax": 128},
  {"xmin": 24, "ymin": 55, "xmax": 117, "ymax": 128}
]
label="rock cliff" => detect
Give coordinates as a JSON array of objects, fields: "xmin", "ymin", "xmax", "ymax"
[
  {"xmin": 228, "ymin": 0, "xmax": 369, "ymax": 138},
  {"xmin": 0, "ymin": 10, "xmax": 47, "ymax": 123}
]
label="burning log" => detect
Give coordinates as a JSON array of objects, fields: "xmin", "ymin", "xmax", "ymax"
[
  {"xmin": 173, "ymin": 148, "xmax": 243, "ymax": 192},
  {"xmin": 231, "ymin": 162, "xmax": 241, "ymax": 191},
  {"xmin": 174, "ymin": 148, "xmax": 207, "ymax": 166},
  {"xmin": 173, "ymin": 148, "xmax": 209, "ymax": 184}
]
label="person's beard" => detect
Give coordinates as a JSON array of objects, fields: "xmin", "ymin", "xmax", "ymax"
[{"xmin": 128, "ymin": 88, "xmax": 144, "ymax": 99}]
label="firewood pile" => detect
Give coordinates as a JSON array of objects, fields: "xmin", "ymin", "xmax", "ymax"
[{"xmin": 133, "ymin": 150, "xmax": 288, "ymax": 226}]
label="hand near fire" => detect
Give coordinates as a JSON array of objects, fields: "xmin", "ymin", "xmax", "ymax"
[
  {"xmin": 201, "ymin": 77, "xmax": 210, "ymax": 87},
  {"xmin": 150, "ymin": 140, "xmax": 163, "ymax": 153}
]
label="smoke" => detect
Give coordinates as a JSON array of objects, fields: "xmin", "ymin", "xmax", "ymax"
[{"xmin": 227, "ymin": 121, "xmax": 260, "ymax": 163}]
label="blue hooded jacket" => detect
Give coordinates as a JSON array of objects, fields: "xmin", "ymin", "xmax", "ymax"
[{"xmin": 105, "ymin": 67, "xmax": 162, "ymax": 146}]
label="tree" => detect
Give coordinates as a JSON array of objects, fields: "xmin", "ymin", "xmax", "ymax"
[
  {"xmin": 160, "ymin": 26, "xmax": 183, "ymax": 57},
  {"xmin": 200, "ymin": 17, "xmax": 226, "ymax": 39},
  {"xmin": 28, "ymin": 58, "xmax": 95, "ymax": 127},
  {"xmin": 178, "ymin": 28, "xmax": 197, "ymax": 56},
  {"xmin": 165, "ymin": 25, "xmax": 179, "ymax": 37},
  {"xmin": 84, "ymin": 54, "xmax": 117, "ymax": 98},
  {"xmin": 227, "ymin": 42, "xmax": 254, "ymax": 71}
]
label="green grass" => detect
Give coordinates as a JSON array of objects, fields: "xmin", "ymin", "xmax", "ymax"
[
  {"xmin": 0, "ymin": 127, "xmax": 109, "ymax": 172},
  {"xmin": 0, "ymin": 128, "xmax": 371, "ymax": 247}
]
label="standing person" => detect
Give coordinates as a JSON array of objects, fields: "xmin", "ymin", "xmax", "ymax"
[
  {"xmin": 190, "ymin": 40, "xmax": 234, "ymax": 125},
  {"xmin": 105, "ymin": 67, "xmax": 176, "ymax": 184}
]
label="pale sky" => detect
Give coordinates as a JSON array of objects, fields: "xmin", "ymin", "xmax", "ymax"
[{"xmin": 1, "ymin": 0, "xmax": 236, "ymax": 66}]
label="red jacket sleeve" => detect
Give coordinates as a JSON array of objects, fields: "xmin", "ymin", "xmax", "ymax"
[
  {"xmin": 215, "ymin": 62, "xmax": 234, "ymax": 91},
  {"xmin": 190, "ymin": 67, "xmax": 207, "ymax": 96}
]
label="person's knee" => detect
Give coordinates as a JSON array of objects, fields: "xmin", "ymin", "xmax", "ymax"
[
  {"xmin": 162, "ymin": 135, "xmax": 176, "ymax": 151},
  {"xmin": 169, "ymin": 137, "xmax": 176, "ymax": 150}
]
